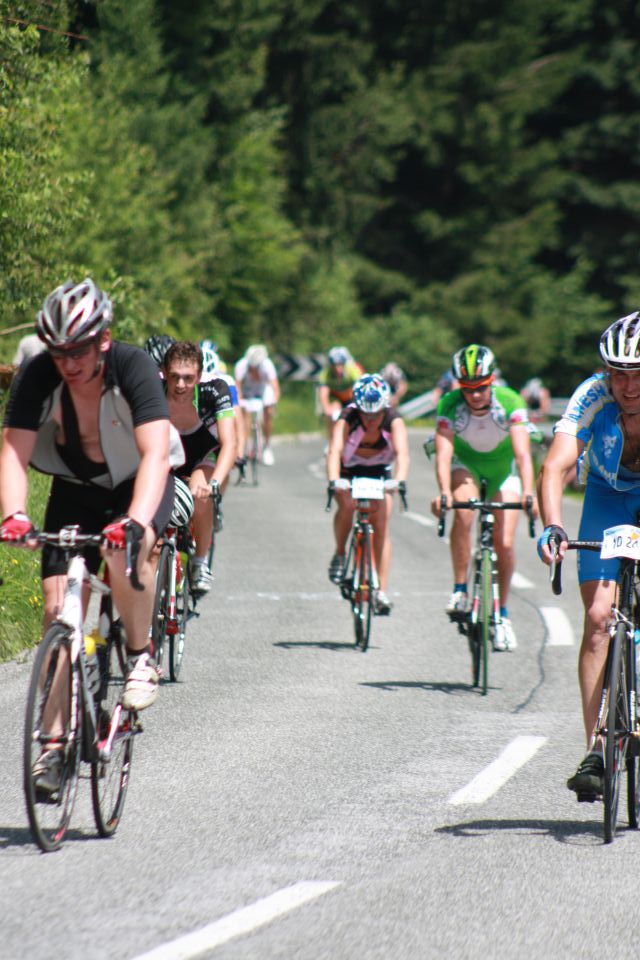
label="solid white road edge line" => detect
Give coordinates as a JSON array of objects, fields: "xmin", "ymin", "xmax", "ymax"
[
  {"xmin": 129, "ymin": 882, "xmax": 341, "ymax": 960},
  {"xmin": 449, "ymin": 736, "xmax": 547, "ymax": 805},
  {"xmin": 540, "ymin": 606, "xmax": 575, "ymax": 646}
]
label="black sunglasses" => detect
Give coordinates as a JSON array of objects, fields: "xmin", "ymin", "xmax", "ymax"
[{"xmin": 49, "ymin": 342, "xmax": 94, "ymax": 361}]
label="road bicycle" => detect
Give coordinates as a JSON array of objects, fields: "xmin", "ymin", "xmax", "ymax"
[
  {"xmin": 327, "ymin": 476, "xmax": 407, "ymax": 651},
  {"xmin": 241, "ymin": 397, "xmax": 264, "ymax": 486},
  {"xmin": 550, "ymin": 524, "xmax": 640, "ymax": 843},
  {"xmin": 1, "ymin": 526, "xmax": 142, "ymax": 852},
  {"xmin": 438, "ymin": 480, "xmax": 535, "ymax": 695}
]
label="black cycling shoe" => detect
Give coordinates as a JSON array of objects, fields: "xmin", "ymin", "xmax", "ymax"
[
  {"xmin": 566, "ymin": 752, "xmax": 604, "ymax": 802},
  {"xmin": 328, "ymin": 554, "xmax": 346, "ymax": 585}
]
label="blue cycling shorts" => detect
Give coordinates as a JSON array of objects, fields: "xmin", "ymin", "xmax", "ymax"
[{"xmin": 577, "ymin": 478, "xmax": 640, "ymax": 583}]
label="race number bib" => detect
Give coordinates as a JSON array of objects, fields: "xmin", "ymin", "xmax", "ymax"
[
  {"xmin": 351, "ymin": 477, "xmax": 385, "ymax": 500},
  {"xmin": 600, "ymin": 524, "xmax": 640, "ymax": 560}
]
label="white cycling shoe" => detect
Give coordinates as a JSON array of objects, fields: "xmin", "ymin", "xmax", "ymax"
[{"xmin": 493, "ymin": 618, "xmax": 518, "ymax": 651}]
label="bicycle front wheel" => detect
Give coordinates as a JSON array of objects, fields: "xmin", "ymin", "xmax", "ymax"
[
  {"xmin": 604, "ymin": 621, "xmax": 630, "ymax": 843},
  {"xmin": 24, "ymin": 623, "xmax": 81, "ymax": 852},
  {"xmin": 352, "ymin": 528, "xmax": 373, "ymax": 652},
  {"xmin": 151, "ymin": 542, "xmax": 172, "ymax": 675},
  {"xmin": 478, "ymin": 551, "xmax": 491, "ymax": 696},
  {"xmin": 92, "ymin": 622, "xmax": 134, "ymax": 836}
]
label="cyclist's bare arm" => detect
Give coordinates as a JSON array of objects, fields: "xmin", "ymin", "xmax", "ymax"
[
  {"xmin": 317, "ymin": 383, "xmax": 333, "ymax": 418},
  {"xmin": 509, "ymin": 421, "xmax": 538, "ymax": 515},
  {"xmin": 391, "ymin": 417, "xmax": 410, "ymax": 483},
  {"xmin": 327, "ymin": 419, "xmax": 347, "ymax": 482},
  {"xmin": 0, "ymin": 427, "xmax": 36, "ymax": 519},
  {"xmin": 269, "ymin": 376, "xmax": 281, "ymax": 404},
  {"xmin": 537, "ymin": 431, "xmax": 584, "ymax": 563},
  {"xmin": 431, "ymin": 426, "xmax": 455, "ymax": 514},
  {"xmin": 212, "ymin": 415, "xmax": 237, "ymax": 486},
  {"xmin": 126, "ymin": 419, "xmax": 172, "ymax": 526}
]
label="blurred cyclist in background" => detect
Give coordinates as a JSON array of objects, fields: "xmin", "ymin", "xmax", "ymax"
[
  {"xmin": 379, "ymin": 362, "xmax": 408, "ymax": 408},
  {"xmin": 317, "ymin": 346, "xmax": 364, "ymax": 446},
  {"xmin": 234, "ymin": 344, "xmax": 280, "ymax": 466}
]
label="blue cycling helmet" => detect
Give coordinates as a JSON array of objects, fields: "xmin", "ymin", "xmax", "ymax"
[{"xmin": 352, "ymin": 374, "xmax": 391, "ymax": 414}]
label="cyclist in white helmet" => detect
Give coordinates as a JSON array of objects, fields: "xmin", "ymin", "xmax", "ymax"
[
  {"xmin": 317, "ymin": 345, "xmax": 364, "ymax": 445},
  {"xmin": 0, "ymin": 279, "xmax": 181, "ymax": 792},
  {"xmin": 538, "ymin": 312, "xmax": 640, "ymax": 800},
  {"xmin": 234, "ymin": 344, "xmax": 280, "ymax": 466},
  {"xmin": 327, "ymin": 373, "xmax": 409, "ymax": 615}
]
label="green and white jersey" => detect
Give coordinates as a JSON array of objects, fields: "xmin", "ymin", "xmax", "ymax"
[{"xmin": 436, "ymin": 386, "xmax": 528, "ymax": 495}]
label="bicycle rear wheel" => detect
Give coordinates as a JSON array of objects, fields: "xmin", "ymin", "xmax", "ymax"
[
  {"xmin": 468, "ymin": 621, "xmax": 481, "ymax": 688},
  {"xmin": 24, "ymin": 622, "xmax": 81, "ymax": 852},
  {"xmin": 91, "ymin": 621, "xmax": 134, "ymax": 837},
  {"xmin": 170, "ymin": 559, "xmax": 193, "ymax": 681},
  {"xmin": 151, "ymin": 542, "xmax": 172, "ymax": 675},
  {"xmin": 604, "ymin": 621, "xmax": 629, "ymax": 843}
]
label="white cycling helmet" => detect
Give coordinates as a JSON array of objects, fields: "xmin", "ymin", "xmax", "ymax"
[
  {"xmin": 246, "ymin": 344, "xmax": 268, "ymax": 367},
  {"xmin": 201, "ymin": 345, "xmax": 220, "ymax": 377},
  {"xmin": 170, "ymin": 477, "xmax": 194, "ymax": 528},
  {"xmin": 599, "ymin": 313, "xmax": 640, "ymax": 369},
  {"xmin": 37, "ymin": 278, "xmax": 112, "ymax": 349},
  {"xmin": 328, "ymin": 345, "xmax": 351, "ymax": 366}
]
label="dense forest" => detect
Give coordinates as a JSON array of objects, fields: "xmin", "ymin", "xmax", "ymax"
[{"xmin": 1, "ymin": 0, "xmax": 639, "ymax": 393}]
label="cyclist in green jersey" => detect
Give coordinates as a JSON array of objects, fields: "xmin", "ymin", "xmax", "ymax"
[{"xmin": 430, "ymin": 344, "xmax": 538, "ymax": 650}]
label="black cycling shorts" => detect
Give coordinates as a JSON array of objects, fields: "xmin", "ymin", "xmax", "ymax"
[
  {"xmin": 339, "ymin": 463, "xmax": 391, "ymax": 480},
  {"xmin": 41, "ymin": 473, "xmax": 175, "ymax": 579}
]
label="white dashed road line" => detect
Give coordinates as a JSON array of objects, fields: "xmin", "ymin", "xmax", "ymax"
[
  {"xmin": 130, "ymin": 882, "xmax": 341, "ymax": 960},
  {"xmin": 403, "ymin": 511, "xmax": 435, "ymax": 527},
  {"xmin": 511, "ymin": 571, "xmax": 534, "ymax": 589},
  {"xmin": 449, "ymin": 736, "xmax": 547, "ymax": 805},
  {"xmin": 540, "ymin": 606, "xmax": 575, "ymax": 646}
]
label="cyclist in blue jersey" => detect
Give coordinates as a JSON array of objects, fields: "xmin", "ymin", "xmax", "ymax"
[{"xmin": 538, "ymin": 312, "xmax": 640, "ymax": 798}]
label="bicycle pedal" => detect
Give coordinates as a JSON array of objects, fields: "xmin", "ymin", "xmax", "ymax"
[
  {"xmin": 575, "ymin": 790, "xmax": 600, "ymax": 804},
  {"xmin": 447, "ymin": 610, "xmax": 469, "ymax": 624}
]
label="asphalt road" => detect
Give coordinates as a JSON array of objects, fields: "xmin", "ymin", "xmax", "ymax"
[{"xmin": 0, "ymin": 432, "xmax": 635, "ymax": 960}]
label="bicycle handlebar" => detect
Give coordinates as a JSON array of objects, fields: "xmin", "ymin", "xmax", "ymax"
[
  {"xmin": 549, "ymin": 539, "xmax": 601, "ymax": 596},
  {"xmin": 325, "ymin": 479, "xmax": 408, "ymax": 511},
  {"xmin": 437, "ymin": 495, "xmax": 535, "ymax": 538},
  {"xmin": 0, "ymin": 526, "xmax": 144, "ymax": 591}
]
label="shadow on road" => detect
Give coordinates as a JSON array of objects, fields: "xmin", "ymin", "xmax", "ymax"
[
  {"xmin": 436, "ymin": 817, "xmax": 607, "ymax": 845},
  {"xmin": 273, "ymin": 640, "xmax": 357, "ymax": 652},
  {"xmin": 360, "ymin": 679, "xmax": 493, "ymax": 695},
  {"xmin": 0, "ymin": 825, "xmax": 98, "ymax": 852}
]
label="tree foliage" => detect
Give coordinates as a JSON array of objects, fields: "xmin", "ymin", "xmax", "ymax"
[{"xmin": 1, "ymin": 0, "xmax": 640, "ymax": 394}]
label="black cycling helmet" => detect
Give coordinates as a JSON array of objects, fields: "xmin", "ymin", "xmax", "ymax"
[{"xmin": 144, "ymin": 334, "xmax": 175, "ymax": 368}]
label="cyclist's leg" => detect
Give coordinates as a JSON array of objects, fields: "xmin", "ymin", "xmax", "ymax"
[
  {"xmin": 449, "ymin": 467, "xmax": 478, "ymax": 583},
  {"xmin": 329, "ymin": 487, "xmax": 355, "ymax": 582},
  {"xmin": 492, "ymin": 473, "xmax": 522, "ymax": 608},
  {"xmin": 578, "ymin": 578, "xmax": 616, "ymax": 745}
]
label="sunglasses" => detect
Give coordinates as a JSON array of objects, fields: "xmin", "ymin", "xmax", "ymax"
[
  {"xmin": 49, "ymin": 343, "xmax": 94, "ymax": 362},
  {"xmin": 460, "ymin": 383, "xmax": 491, "ymax": 393}
]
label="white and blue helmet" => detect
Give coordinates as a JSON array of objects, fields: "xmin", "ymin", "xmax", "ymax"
[{"xmin": 352, "ymin": 374, "xmax": 391, "ymax": 414}]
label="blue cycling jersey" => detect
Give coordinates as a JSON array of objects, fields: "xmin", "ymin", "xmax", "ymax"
[{"xmin": 555, "ymin": 373, "xmax": 640, "ymax": 492}]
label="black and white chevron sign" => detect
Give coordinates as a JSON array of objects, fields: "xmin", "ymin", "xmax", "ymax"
[{"xmin": 274, "ymin": 352, "xmax": 325, "ymax": 381}]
